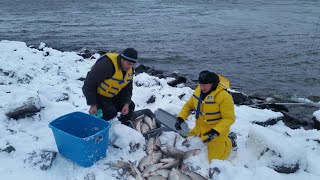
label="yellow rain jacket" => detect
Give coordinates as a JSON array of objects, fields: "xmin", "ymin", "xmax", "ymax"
[
  {"xmin": 178, "ymin": 78, "xmax": 235, "ymax": 161},
  {"xmin": 97, "ymin": 53, "xmax": 133, "ymax": 98},
  {"xmin": 218, "ymin": 74, "xmax": 230, "ymax": 89}
]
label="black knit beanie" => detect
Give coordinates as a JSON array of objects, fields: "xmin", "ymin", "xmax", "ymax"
[
  {"xmin": 198, "ymin": 71, "xmax": 219, "ymax": 84},
  {"xmin": 121, "ymin": 48, "xmax": 138, "ymax": 63},
  {"xmin": 198, "ymin": 70, "xmax": 220, "ymax": 94}
]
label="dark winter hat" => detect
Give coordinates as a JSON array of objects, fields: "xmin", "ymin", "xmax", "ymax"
[
  {"xmin": 198, "ymin": 70, "xmax": 219, "ymax": 84},
  {"xmin": 121, "ymin": 48, "xmax": 138, "ymax": 63}
]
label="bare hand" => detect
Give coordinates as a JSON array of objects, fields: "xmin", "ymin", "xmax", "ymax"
[
  {"xmin": 121, "ymin": 104, "xmax": 129, "ymax": 115},
  {"xmin": 89, "ymin": 105, "xmax": 97, "ymax": 115}
]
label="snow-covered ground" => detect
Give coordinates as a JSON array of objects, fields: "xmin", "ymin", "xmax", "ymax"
[
  {"xmin": 0, "ymin": 40, "xmax": 320, "ymax": 180},
  {"xmin": 314, "ymin": 110, "xmax": 320, "ymax": 121}
]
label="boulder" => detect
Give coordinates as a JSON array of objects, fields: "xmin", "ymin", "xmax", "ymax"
[
  {"xmin": 167, "ymin": 77, "xmax": 185, "ymax": 87},
  {"xmin": 281, "ymin": 112, "xmax": 309, "ymax": 129},
  {"xmin": 272, "ymin": 163, "xmax": 300, "ymax": 174},
  {"xmin": 135, "ymin": 64, "xmax": 151, "ymax": 74},
  {"xmin": 230, "ymin": 91, "xmax": 251, "ymax": 105},
  {"xmin": 5, "ymin": 96, "xmax": 41, "ymax": 120},
  {"xmin": 246, "ymin": 125, "xmax": 304, "ymax": 174}
]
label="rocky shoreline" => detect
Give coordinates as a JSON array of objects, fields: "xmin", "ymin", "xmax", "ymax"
[{"xmin": 4, "ymin": 48, "xmax": 319, "ymax": 131}]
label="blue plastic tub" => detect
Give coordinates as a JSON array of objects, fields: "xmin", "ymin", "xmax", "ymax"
[{"xmin": 49, "ymin": 112, "xmax": 111, "ymax": 167}]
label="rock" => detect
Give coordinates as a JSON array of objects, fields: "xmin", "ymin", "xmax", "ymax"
[
  {"xmin": 247, "ymin": 125, "xmax": 303, "ymax": 174},
  {"xmin": 272, "ymin": 163, "xmax": 300, "ymax": 174},
  {"xmin": 129, "ymin": 142, "xmax": 140, "ymax": 153},
  {"xmin": 149, "ymin": 69, "xmax": 165, "ymax": 78},
  {"xmin": 0, "ymin": 68, "xmax": 15, "ymax": 77},
  {"xmin": 134, "ymin": 75, "xmax": 161, "ymax": 87},
  {"xmin": 135, "ymin": 64, "xmax": 166, "ymax": 79},
  {"xmin": 97, "ymin": 50, "xmax": 107, "ymax": 56},
  {"xmin": 6, "ymin": 129, "xmax": 17, "ymax": 134},
  {"xmin": 1, "ymin": 146, "xmax": 16, "ymax": 153},
  {"xmin": 167, "ymin": 75, "xmax": 187, "ymax": 87},
  {"xmin": 17, "ymin": 74, "xmax": 33, "ymax": 84},
  {"xmin": 231, "ymin": 92, "xmax": 251, "ymax": 105},
  {"xmin": 78, "ymin": 49, "xmax": 92, "ymax": 59},
  {"xmin": 147, "ymin": 95, "xmax": 156, "ymax": 104},
  {"xmin": 5, "ymin": 97, "xmax": 41, "ymax": 120},
  {"xmin": 209, "ymin": 167, "xmax": 220, "ymax": 179},
  {"xmin": 252, "ymin": 117, "xmax": 282, "ymax": 127},
  {"xmin": 308, "ymin": 95, "xmax": 320, "ymax": 102},
  {"xmin": 84, "ymin": 173, "xmax": 96, "ymax": 180},
  {"xmin": 178, "ymin": 93, "xmax": 186, "ymax": 100},
  {"xmin": 281, "ymin": 112, "xmax": 309, "ymax": 129},
  {"xmin": 77, "ymin": 77, "xmax": 86, "ymax": 81},
  {"xmin": 259, "ymin": 104, "xmax": 289, "ymax": 112},
  {"xmin": 228, "ymin": 132, "xmax": 237, "ymax": 149},
  {"xmin": 313, "ymin": 116, "xmax": 320, "ymax": 130},
  {"xmin": 135, "ymin": 64, "xmax": 151, "ymax": 74},
  {"xmin": 24, "ymin": 150, "xmax": 57, "ymax": 171},
  {"xmin": 56, "ymin": 93, "xmax": 69, "ymax": 102}
]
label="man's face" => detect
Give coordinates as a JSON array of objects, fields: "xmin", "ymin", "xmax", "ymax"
[
  {"xmin": 120, "ymin": 59, "xmax": 135, "ymax": 71},
  {"xmin": 199, "ymin": 83, "xmax": 212, "ymax": 93}
]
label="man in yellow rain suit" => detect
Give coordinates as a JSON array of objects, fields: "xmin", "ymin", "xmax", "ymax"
[{"xmin": 175, "ymin": 70, "xmax": 235, "ymax": 161}]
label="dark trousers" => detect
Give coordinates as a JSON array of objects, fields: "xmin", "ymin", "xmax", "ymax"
[{"xmin": 96, "ymin": 94, "xmax": 135, "ymax": 125}]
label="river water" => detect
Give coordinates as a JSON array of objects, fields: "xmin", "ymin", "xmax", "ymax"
[{"xmin": 1, "ymin": 0, "xmax": 319, "ymax": 99}]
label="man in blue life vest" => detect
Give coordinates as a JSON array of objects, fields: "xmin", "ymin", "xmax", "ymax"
[
  {"xmin": 82, "ymin": 48, "xmax": 137, "ymax": 125},
  {"xmin": 175, "ymin": 70, "xmax": 235, "ymax": 161}
]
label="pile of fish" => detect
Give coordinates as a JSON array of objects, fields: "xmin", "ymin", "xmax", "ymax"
[
  {"xmin": 132, "ymin": 114, "xmax": 158, "ymax": 134},
  {"xmin": 112, "ymin": 136, "xmax": 208, "ymax": 180}
]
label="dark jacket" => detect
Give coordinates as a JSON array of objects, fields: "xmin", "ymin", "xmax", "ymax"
[{"xmin": 82, "ymin": 55, "xmax": 133, "ymax": 106}]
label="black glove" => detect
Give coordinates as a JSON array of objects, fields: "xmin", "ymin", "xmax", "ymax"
[
  {"xmin": 175, "ymin": 117, "xmax": 184, "ymax": 130},
  {"xmin": 203, "ymin": 129, "xmax": 219, "ymax": 143}
]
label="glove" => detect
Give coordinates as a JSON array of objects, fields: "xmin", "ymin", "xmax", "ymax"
[
  {"xmin": 175, "ymin": 117, "xmax": 184, "ymax": 130},
  {"xmin": 203, "ymin": 129, "xmax": 219, "ymax": 143},
  {"xmin": 92, "ymin": 109, "xmax": 103, "ymax": 119}
]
